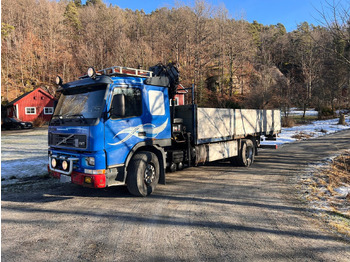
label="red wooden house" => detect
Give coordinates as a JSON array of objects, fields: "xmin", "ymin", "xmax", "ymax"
[
  {"xmin": 174, "ymin": 84, "xmax": 188, "ymax": 105},
  {"xmin": 6, "ymin": 88, "xmax": 55, "ymax": 122}
]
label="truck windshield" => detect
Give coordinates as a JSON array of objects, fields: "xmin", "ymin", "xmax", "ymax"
[{"xmin": 51, "ymin": 85, "xmax": 107, "ymax": 126}]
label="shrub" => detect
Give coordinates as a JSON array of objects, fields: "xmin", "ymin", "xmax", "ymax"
[
  {"xmin": 282, "ymin": 116, "xmax": 295, "ymax": 127},
  {"xmin": 317, "ymin": 106, "xmax": 334, "ymax": 118}
]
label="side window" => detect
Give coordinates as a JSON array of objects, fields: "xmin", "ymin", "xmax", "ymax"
[
  {"xmin": 149, "ymin": 90, "xmax": 165, "ymax": 115},
  {"xmin": 112, "ymin": 87, "xmax": 142, "ymax": 118}
]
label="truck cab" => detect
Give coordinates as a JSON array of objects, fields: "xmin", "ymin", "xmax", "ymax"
[{"xmin": 48, "ymin": 66, "xmax": 172, "ymax": 196}]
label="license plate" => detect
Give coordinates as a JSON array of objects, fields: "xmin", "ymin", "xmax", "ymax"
[{"xmin": 60, "ymin": 174, "xmax": 71, "ymax": 183}]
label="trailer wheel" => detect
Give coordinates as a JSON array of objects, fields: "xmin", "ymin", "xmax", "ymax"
[
  {"xmin": 169, "ymin": 162, "xmax": 177, "ymax": 172},
  {"xmin": 127, "ymin": 151, "xmax": 160, "ymax": 197},
  {"xmin": 177, "ymin": 162, "xmax": 184, "ymax": 170},
  {"xmin": 232, "ymin": 139, "xmax": 255, "ymax": 167}
]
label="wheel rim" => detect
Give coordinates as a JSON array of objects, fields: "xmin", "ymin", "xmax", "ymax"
[
  {"xmin": 245, "ymin": 146, "xmax": 253, "ymax": 165},
  {"xmin": 144, "ymin": 163, "xmax": 156, "ymax": 185}
]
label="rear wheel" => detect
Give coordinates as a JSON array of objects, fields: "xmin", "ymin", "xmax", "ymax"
[
  {"xmin": 127, "ymin": 151, "xmax": 160, "ymax": 197},
  {"xmin": 231, "ymin": 139, "xmax": 255, "ymax": 167}
]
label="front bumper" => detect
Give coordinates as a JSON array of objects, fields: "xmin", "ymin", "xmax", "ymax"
[
  {"xmin": 49, "ymin": 169, "xmax": 106, "ymax": 188},
  {"xmin": 48, "ymin": 150, "xmax": 125, "ymax": 188}
]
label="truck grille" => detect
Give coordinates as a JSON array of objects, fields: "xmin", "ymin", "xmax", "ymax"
[{"xmin": 49, "ymin": 133, "xmax": 87, "ymax": 149}]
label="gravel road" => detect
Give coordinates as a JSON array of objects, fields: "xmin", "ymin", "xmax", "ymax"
[{"xmin": 2, "ymin": 130, "xmax": 350, "ymax": 261}]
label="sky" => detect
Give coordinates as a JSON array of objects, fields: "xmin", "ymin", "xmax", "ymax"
[{"xmin": 87, "ymin": 0, "xmax": 349, "ymax": 32}]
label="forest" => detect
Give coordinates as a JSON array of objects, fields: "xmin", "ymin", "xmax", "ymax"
[{"xmin": 1, "ymin": 0, "xmax": 350, "ymax": 117}]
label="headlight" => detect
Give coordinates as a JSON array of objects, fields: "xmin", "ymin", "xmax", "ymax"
[
  {"xmin": 86, "ymin": 157, "xmax": 95, "ymax": 166},
  {"xmin": 62, "ymin": 160, "xmax": 68, "ymax": 170},
  {"xmin": 51, "ymin": 158, "xmax": 57, "ymax": 168}
]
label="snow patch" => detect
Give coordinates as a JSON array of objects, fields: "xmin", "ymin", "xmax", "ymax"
[
  {"xmin": 1, "ymin": 128, "xmax": 48, "ymax": 183},
  {"xmin": 261, "ymin": 114, "xmax": 350, "ymax": 146}
]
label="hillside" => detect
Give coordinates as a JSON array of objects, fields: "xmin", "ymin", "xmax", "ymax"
[{"xmin": 1, "ymin": 0, "xmax": 349, "ymax": 110}]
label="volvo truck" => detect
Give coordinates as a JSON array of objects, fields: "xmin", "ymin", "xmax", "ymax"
[{"xmin": 48, "ymin": 64, "xmax": 281, "ymax": 196}]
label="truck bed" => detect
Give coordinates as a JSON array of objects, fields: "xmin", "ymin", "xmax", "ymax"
[{"xmin": 175, "ymin": 105, "xmax": 281, "ymax": 145}]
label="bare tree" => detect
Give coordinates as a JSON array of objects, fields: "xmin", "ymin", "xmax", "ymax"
[{"xmin": 317, "ymin": 0, "xmax": 350, "ymax": 67}]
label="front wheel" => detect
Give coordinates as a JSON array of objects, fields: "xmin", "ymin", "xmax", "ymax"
[
  {"xmin": 231, "ymin": 139, "xmax": 255, "ymax": 167},
  {"xmin": 127, "ymin": 151, "xmax": 160, "ymax": 197}
]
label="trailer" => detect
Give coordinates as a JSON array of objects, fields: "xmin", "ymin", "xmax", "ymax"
[
  {"xmin": 174, "ymin": 106, "xmax": 280, "ymax": 165},
  {"xmin": 48, "ymin": 64, "xmax": 281, "ymax": 196}
]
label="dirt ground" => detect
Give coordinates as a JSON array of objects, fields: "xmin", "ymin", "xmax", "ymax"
[{"xmin": 2, "ymin": 130, "xmax": 350, "ymax": 261}]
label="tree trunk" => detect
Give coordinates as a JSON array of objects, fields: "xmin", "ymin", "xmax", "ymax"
[{"xmin": 338, "ymin": 114, "xmax": 346, "ymax": 125}]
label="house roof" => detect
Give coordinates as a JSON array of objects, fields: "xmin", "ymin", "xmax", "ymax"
[
  {"xmin": 176, "ymin": 84, "xmax": 188, "ymax": 94},
  {"xmin": 7, "ymin": 88, "xmax": 54, "ymax": 106}
]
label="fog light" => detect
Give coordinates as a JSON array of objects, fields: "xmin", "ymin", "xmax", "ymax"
[
  {"xmin": 84, "ymin": 176, "xmax": 92, "ymax": 184},
  {"xmin": 51, "ymin": 158, "xmax": 57, "ymax": 168},
  {"xmin": 62, "ymin": 160, "xmax": 68, "ymax": 170}
]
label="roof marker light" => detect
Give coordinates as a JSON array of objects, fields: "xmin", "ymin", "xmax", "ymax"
[
  {"xmin": 55, "ymin": 76, "xmax": 63, "ymax": 86},
  {"xmin": 87, "ymin": 67, "xmax": 96, "ymax": 79}
]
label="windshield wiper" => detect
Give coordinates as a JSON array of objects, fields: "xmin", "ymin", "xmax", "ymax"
[
  {"xmin": 71, "ymin": 114, "xmax": 88, "ymax": 124},
  {"xmin": 52, "ymin": 114, "xmax": 64, "ymax": 124}
]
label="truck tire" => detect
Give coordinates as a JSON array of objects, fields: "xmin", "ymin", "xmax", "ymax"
[
  {"xmin": 231, "ymin": 139, "xmax": 255, "ymax": 167},
  {"xmin": 127, "ymin": 151, "xmax": 160, "ymax": 197}
]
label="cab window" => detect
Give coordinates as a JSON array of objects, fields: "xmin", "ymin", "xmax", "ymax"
[{"xmin": 111, "ymin": 87, "xmax": 142, "ymax": 118}]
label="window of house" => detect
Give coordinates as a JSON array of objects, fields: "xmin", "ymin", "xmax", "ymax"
[
  {"xmin": 44, "ymin": 107, "xmax": 54, "ymax": 115},
  {"xmin": 25, "ymin": 107, "xmax": 36, "ymax": 115}
]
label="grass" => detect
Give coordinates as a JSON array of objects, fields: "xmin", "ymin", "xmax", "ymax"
[
  {"xmin": 291, "ymin": 132, "xmax": 315, "ymax": 140},
  {"xmin": 292, "ymin": 115, "xmax": 318, "ymax": 125},
  {"xmin": 282, "ymin": 115, "xmax": 317, "ymax": 127},
  {"xmin": 283, "ymin": 114, "xmax": 338, "ymax": 127},
  {"xmin": 300, "ymin": 150, "xmax": 350, "ymax": 239},
  {"xmin": 325, "ymin": 151, "xmax": 350, "ymax": 190}
]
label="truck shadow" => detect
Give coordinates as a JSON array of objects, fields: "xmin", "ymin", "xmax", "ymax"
[{"xmin": 1, "ymin": 177, "xmax": 132, "ymax": 203}]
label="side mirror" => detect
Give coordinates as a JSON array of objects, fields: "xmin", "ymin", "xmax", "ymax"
[{"xmin": 110, "ymin": 94, "xmax": 125, "ymax": 118}]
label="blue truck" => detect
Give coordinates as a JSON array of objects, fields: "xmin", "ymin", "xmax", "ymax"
[{"xmin": 48, "ymin": 64, "xmax": 281, "ymax": 196}]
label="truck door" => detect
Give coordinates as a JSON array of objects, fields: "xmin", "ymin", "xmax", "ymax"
[{"xmin": 104, "ymin": 85, "xmax": 144, "ymax": 168}]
